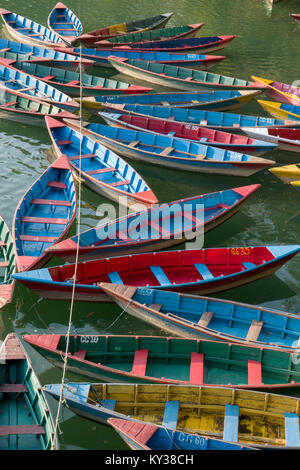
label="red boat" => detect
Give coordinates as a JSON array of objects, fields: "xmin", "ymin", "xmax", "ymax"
[
  {"xmin": 290, "ymin": 14, "xmax": 300, "ymax": 23},
  {"xmin": 12, "ymin": 245, "xmax": 300, "ymax": 302}
]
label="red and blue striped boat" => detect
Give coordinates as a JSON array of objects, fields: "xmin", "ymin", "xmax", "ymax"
[
  {"xmin": 46, "ymin": 184, "xmax": 260, "ymax": 262},
  {"xmin": 99, "ymin": 111, "xmax": 277, "ymax": 156},
  {"xmin": 12, "ymin": 245, "xmax": 300, "ymax": 301},
  {"xmin": 12, "ymin": 155, "xmax": 77, "ymax": 272}
]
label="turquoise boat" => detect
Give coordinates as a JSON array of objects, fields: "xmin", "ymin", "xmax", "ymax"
[
  {"xmin": 48, "ymin": 2, "xmax": 83, "ymax": 47},
  {"xmin": 108, "ymin": 56, "xmax": 266, "ymax": 91},
  {"xmin": 0, "ymin": 333, "xmax": 57, "ymax": 450},
  {"xmin": 7, "ymin": 59, "xmax": 152, "ymax": 97}
]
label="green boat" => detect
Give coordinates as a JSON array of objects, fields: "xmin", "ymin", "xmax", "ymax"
[
  {"xmin": 0, "ymin": 216, "xmax": 16, "ymax": 308},
  {"xmin": 0, "ymin": 333, "xmax": 57, "ymax": 450},
  {"xmin": 0, "ymin": 89, "xmax": 78, "ymax": 126},
  {"xmin": 95, "ymin": 23, "xmax": 203, "ymax": 46},
  {"xmin": 23, "ymin": 334, "xmax": 300, "ymax": 392},
  {"xmin": 108, "ymin": 56, "xmax": 267, "ymax": 91},
  {"xmin": 5, "ymin": 60, "xmax": 151, "ymax": 97}
]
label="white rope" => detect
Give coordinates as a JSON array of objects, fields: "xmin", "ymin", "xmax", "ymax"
[{"xmin": 51, "ymin": 3, "xmax": 84, "ymax": 449}]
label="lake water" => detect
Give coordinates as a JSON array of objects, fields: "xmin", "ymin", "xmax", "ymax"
[{"xmin": 1, "ymin": 0, "xmax": 300, "ymax": 450}]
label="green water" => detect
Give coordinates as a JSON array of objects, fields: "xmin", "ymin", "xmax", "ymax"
[{"xmin": 1, "ymin": 0, "xmax": 300, "ymax": 450}]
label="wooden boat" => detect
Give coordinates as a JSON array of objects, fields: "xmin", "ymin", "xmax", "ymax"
[
  {"xmin": 100, "ymin": 283, "xmax": 300, "ymax": 352},
  {"xmin": 99, "ymin": 102, "xmax": 300, "ymax": 130},
  {"xmin": 12, "ymin": 155, "xmax": 77, "ymax": 272},
  {"xmin": 0, "ymin": 38, "xmax": 94, "ymax": 71},
  {"xmin": 43, "ymin": 382, "xmax": 300, "ymax": 448},
  {"xmin": 45, "ymin": 116, "xmax": 157, "ymax": 208},
  {"xmin": 80, "ymin": 89, "xmax": 261, "ymax": 112},
  {"xmin": 46, "ymin": 184, "xmax": 260, "ymax": 262},
  {"xmin": 78, "ymin": 12, "xmax": 174, "ymax": 46},
  {"xmin": 257, "ymin": 100, "xmax": 300, "ymax": 122},
  {"xmin": 96, "ymin": 36, "xmax": 236, "ymax": 54},
  {"xmin": 108, "ymin": 418, "xmax": 257, "ymax": 450},
  {"xmin": 0, "ymin": 216, "xmax": 16, "ymax": 309},
  {"xmin": 0, "ymin": 333, "xmax": 57, "ymax": 450},
  {"xmin": 0, "ymin": 88, "xmax": 79, "ymax": 126},
  {"xmin": 291, "ymin": 14, "xmax": 300, "ymax": 24},
  {"xmin": 241, "ymin": 127, "xmax": 300, "ymax": 153},
  {"xmin": 0, "ymin": 8, "xmax": 66, "ymax": 48},
  {"xmin": 269, "ymin": 164, "xmax": 300, "ymax": 184},
  {"xmin": 47, "ymin": 2, "xmax": 83, "ymax": 47},
  {"xmin": 23, "ymin": 333, "xmax": 300, "ymax": 390},
  {"xmin": 94, "ymin": 24, "xmax": 204, "ymax": 48},
  {"xmin": 251, "ymin": 76, "xmax": 300, "ymax": 105},
  {"xmin": 99, "ymin": 111, "xmax": 277, "ymax": 156},
  {"xmin": 55, "ymin": 46, "xmax": 226, "ymax": 70},
  {"xmin": 108, "ymin": 56, "xmax": 267, "ymax": 92},
  {"xmin": 0, "ymin": 58, "xmax": 79, "ymax": 113},
  {"xmin": 6, "ymin": 59, "xmax": 152, "ymax": 97},
  {"xmin": 12, "ymin": 245, "xmax": 300, "ymax": 302},
  {"xmin": 64, "ymin": 118, "xmax": 275, "ymax": 177}
]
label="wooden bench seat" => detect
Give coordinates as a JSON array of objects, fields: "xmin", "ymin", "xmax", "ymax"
[
  {"xmin": 31, "ymin": 198, "xmax": 72, "ymax": 207},
  {"xmin": 69, "ymin": 153, "xmax": 97, "ymax": 161},
  {"xmin": 57, "ymin": 140, "xmax": 72, "ymax": 145},
  {"xmin": 73, "ymin": 349, "xmax": 86, "ymax": 360},
  {"xmin": 223, "ymin": 404, "xmax": 239, "ymax": 443},
  {"xmin": 65, "ymin": 80, "xmax": 80, "ymax": 86},
  {"xmin": 20, "ymin": 234, "xmax": 58, "ymax": 243},
  {"xmin": 160, "ymin": 146, "xmax": 174, "ymax": 156},
  {"xmin": 194, "ymin": 263, "xmax": 214, "ymax": 280},
  {"xmin": 108, "ymin": 271, "xmax": 123, "ymax": 284},
  {"xmin": 248, "ymin": 360, "xmax": 262, "ymax": 386},
  {"xmin": 0, "ymin": 384, "xmax": 27, "ymax": 393},
  {"xmin": 110, "ymin": 179, "xmax": 130, "ymax": 187},
  {"xmin": 197, "ymin": 311, "xmax": 214, "ymax": 328},
  {"xmin": 131, "ymin": 349, "xmax": 148, "ymax": 376},
  {"xmin": 47, "ymin": 181, "xmax": 67, "ymax": 189},
  {"xmin": 246, "ymin": 320, "xmax": 263, "ymax": 342},
  {"xmin": 21, "ymin": 216, "xmax": 68, "ymax": 225},
  {"xmin": 0, "ymin": 261, "xmax": 9, "ymax": 267},
  {"xmin": 150, "ymin": 266, "xmax": 170, "ymax": 286},
  {"xmin": 189, "ymin": 352, "xmax": 204, "ymax": 385},
  {"xmin": 0, "ymin": 425, "xmax": 45, "ymax": 436},
  {"xmin": 86, "ymin": 167, "xmax": 117, "ymax": 176},
  {"xmin": 162, "ymin": 400, "xmax": 179, "ymax": 430}
]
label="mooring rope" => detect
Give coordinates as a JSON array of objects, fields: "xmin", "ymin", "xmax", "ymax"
[{"xmin": 51, "ymin": 4, "xmax": 84, "ymax": 448}]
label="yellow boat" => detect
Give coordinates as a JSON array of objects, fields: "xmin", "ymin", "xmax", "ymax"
[
  {"xmin": 291, "ymin": 181, "xmax": 300, "ymax": 189},
  {"xmin": 251, "ymin": 76, "xmax": 300, "ymax": 105},
  {"xmin": 257, "ymin": 100, "xmax": 300, "ymax": 121},
  {"xmin": 269, "ymin": 163, "xmax": 300, "ymax": 184},
  {"xmin": 44, "ymin": 383, "xmax": 300, "ymax": 448}
]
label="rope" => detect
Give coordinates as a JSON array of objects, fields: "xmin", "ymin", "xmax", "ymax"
[{"xmin": 51, "ymin": 3, "xmax": 84, "ymax": 448}]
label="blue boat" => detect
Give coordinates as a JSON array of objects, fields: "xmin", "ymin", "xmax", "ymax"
[
  {"xmin": 79, "ymin": 89, "xmax": 261, "ymax": 112},
  {"xmin": 0, "ymin": 38, "xmax": 94, "ymax": 71},
  {"xmin": 48, "ymin": 2, "xmax": 83, "ymax": 47},
  {"xmin": 45, "ymin": 116, "xmax": 158, "ymax": 208},
  {"xmin": 100, "ymin": 281, "xmax": 300, "ymax": 352},
  {"xmin": 99, "ymin": 102, "xmax": 300, "ymax": 130},
  {"xmin": 0, "ymin": 58, "xmax": 79, "ymax": 112},
  {"xmin": 55, "ymin": 46, "xmax": 226, "ymax": 69},
  {"xmin": 0, "ymin": 8, "xmax": 65, "ymax": 48},
  {"xmin": 46, "ymin": 184, "xmax": 261, "ymax": 262},
  {"xmin": 0, "ymin": 333, "xmax": 57, "ymax": 450},
  {"xmin": 64, "ymin": 118, "xmax": 275, "ymax": 177},
  {"xmin": 108, "ymin": 418, "xmax": 256, "ymax": 451},
  {"xmin": 12, "ymin": 155, "xmax": 77, "ymax": 272}
]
